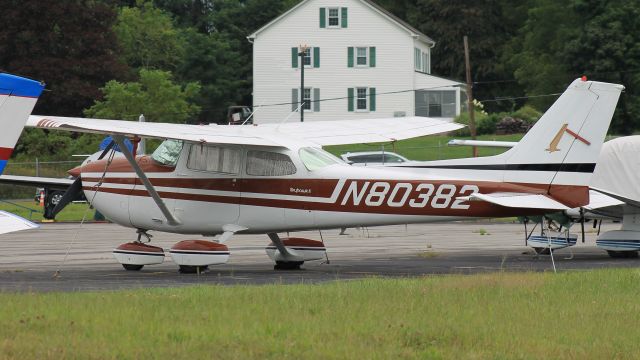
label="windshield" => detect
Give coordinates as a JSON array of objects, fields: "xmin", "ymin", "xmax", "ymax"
[
  {"xmin": 299, "ymin": 147, "xmax": 340, "ymax": 171},
  {"xmin": 151, "ymin": 139, "xmax": 184, "ymax": 166}
]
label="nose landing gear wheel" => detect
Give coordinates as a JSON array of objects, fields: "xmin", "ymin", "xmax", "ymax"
[
  {"xmin": 122, "ymin": 264, "xmax": 144, "ymax": 271},
  {"xmin": 179, "ymin": 265, "xmax": 209, "ymax": 274},
  {"xmin": 274, "ymin": 261, "xmax": 304, "ymax": 270}
]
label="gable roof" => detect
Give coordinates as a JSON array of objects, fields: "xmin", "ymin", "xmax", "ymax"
[{"xmin": 247, "ymin": 0, "xmax": 435, "ymax": 46}]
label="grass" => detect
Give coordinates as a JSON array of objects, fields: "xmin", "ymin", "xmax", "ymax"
[
  {"xmin": 326, "ymin": 133, "xmax": 524, "ymax": 161},
  {"xmin": 1, "ymin": 268, "xmax": 639, "ymax": 359},
  {"xmin": 0, "ymin": 200, "xmax": 95, "ymax": 222}
]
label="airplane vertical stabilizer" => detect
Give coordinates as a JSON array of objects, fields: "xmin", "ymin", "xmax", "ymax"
[
  {"xmin": 0, "ymin": 73, "xmax": 44, "ymax": 173},
  {"xmin": 501, "ymin": 78, "xmax": 623, "ymax": 187}
]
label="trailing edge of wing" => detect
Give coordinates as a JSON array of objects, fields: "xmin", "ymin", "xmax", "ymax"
[
  {"xmin": 460, "ymin": 192, "xmax": 570, "ymax": 210},
  {"xmin": 28, "ymin": 115, "xmax": 463, "ymax": 147},
  {"xmin": 0, "ymin": 210, "xmax": 39, "ymax": 235}
]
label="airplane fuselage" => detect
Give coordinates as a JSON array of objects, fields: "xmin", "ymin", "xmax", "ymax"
[{"xmin": 75, "ymin": 143, "xmax": 587, "ymax": 235}]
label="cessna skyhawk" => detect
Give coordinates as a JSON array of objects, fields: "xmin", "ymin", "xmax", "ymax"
[{"xmin": 3, "ymin": 76, "xmax": 624, "ymax": 272}]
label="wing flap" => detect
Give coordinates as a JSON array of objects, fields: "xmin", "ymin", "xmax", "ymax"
[{"xmin": 461, "ymin": 192, "xmax": 570, "ymax": 210}]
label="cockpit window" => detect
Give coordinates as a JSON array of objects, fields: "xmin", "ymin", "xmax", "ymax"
[
  {"xmin": 151, "ymin": 139, "xmax": 184, "ymax": 166},
  {"xmin": 299, "ymin": 147, "xmax": 340, "ymax": 171}
]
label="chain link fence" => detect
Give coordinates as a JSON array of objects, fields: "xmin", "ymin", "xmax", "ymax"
[{"xmin": 0, "ymin": 159, "xmax": 84, "ymax": 200}]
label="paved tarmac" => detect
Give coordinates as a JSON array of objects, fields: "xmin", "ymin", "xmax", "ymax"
[{"xmin": 0, "ymin": 221, "xmax": 637, "ymax": 292}]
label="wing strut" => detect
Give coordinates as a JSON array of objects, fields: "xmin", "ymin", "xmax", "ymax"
[{"xmin": 112, "ymin": 135, "xmax": 181, "ymax": 226}]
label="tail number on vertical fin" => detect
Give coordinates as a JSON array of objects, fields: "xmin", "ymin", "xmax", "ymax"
[{"xmin": 340, "ymin": 181, "xmax": 479, "ymax": 209}]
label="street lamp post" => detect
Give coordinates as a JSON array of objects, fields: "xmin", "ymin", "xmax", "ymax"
[{"xmin": 298, "ymin": 45, "xmax": 309, "ymax": 122}]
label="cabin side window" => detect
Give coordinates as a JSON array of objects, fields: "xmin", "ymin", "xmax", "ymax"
[
  {"xmin": 246, "ymin": 150, "xmax": 297, "ymax": 176},
  {"xmin": 187, "ymin": 144, "xmax": 241, "ymax": 174}
]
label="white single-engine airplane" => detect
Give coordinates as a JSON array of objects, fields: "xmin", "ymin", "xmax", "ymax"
[{"xmin": 4, "ymin": 76, "xmax": 624, "ymax": 272}]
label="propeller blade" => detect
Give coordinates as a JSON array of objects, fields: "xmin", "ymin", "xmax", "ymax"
[
  {"xmin": 98, "ymin": 140, "xmax": 115, "ymax": 160},
  {"xmin": 48, "ymin": 177, "xmax": 83, "ymax": 219}
]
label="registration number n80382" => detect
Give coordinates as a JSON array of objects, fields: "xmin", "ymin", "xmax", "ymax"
[{"xmin": 339, "ymin": 181, "xmax": 479, "ymax": 209}]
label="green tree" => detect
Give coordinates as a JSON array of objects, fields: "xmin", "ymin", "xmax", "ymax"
[
  {"xmin": 0, "ymin": 0, "xmax": 128, "ymax": 117},
  {"xmin": 407, "ymin": 0, "xmax": 517, "ymax": 112},
  {"xmin": 564, "ymin": 0, "xmax": 640, "ymax": 134},
  {"xmin": 84, "ymin": 69, "xmax": 201, "ymax": 123},
  {"xmin": 114, "ymin": 1, "xmax": 186, "ymax": 71}
]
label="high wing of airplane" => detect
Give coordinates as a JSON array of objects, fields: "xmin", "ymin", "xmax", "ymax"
[
  {"xmin": 2, "ymin": 76, "xmax": 624, "ymax": 272},
  {"xmin": 0, "ymin": 73, "xmax": 45, "ymax": 235}
]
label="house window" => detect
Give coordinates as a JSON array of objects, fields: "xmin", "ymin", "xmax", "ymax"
[
  {"xmin": 356, "ymin": 47, "xmax": 368, "ymax": 66},
  {"xmin": 415, "ymin": 47, "xmax": 431, "ymax": 73},
  {"xmin": 415, "ymin": 90, "xmax": 457, "ymax": 118},
  {"xmin": 303, "ymin": 88, "xmax": 312, "ymax": 110},
  {"xmin": 302, "ymin": 48, "xmax": 312, "ymax": 67},
  {"xmin": 356, "ymin": 88, "xmax": 368, "ymax": 110},
  {"xmin": 328, "ymin": 8, "xmax": 340, "ymax": 27}
]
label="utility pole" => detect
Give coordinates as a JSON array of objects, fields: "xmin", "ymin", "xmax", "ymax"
[
  {"xmin": 298, "ymin": 45, "xmax": 309, "ymax": 122},
  {"xmin": 138, "ymin": 114, "xmax": 146, "ymax": 155},
  {"xmin": 463, "ymin": 36, "xmax": 478, "ymax": 157}
]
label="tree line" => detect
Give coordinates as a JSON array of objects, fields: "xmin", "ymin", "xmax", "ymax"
[{"xmin": 0, "ymin": 0, "xmax": 638, "ymax": 159}]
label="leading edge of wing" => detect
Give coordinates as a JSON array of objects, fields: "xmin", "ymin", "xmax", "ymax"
[
  {"xmin": 29, "ymin": 115, "xmax": 464, "ymax": 148},
  {"xmin": 28, "ymin": 116, "xmax": 280, "ymax": 147}
]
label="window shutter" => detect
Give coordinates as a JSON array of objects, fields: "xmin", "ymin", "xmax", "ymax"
[
  {"xmin": 292, "ymin": 89, "xmax": 298, "ymax": 111},
  {"xmin": 341, "ymin": 7, "xmax": 348, "ymax": 28},
  {"xmin": 348, "ymin": 88, "xmax": 354, "ymax": 112},
  {"xmin": 370, "ymin": 88, "xmax": 376, "ymax": 111},
  {"xmin": 369, "ymin": 47, "xmax": 376, "ymax": 67},
  {"xmin": 291, "ymin": 47, "xmax": 298, "ymax": 68},
  {"xmin": 319, "ymin": 8, "xmax": 326, "ymax": 28},
  {"xmin": 313, "ymin": 88, "xmax": 320, "ymax": 112},
  {"xmin": 347, "ymin": 47, "xmax": 354, "ymax": 68},
  {"xmin": 313, "ymin": 47, "xmax": 320, "ymax": 68}
]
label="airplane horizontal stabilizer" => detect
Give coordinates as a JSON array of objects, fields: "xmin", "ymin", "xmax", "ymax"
[
  {"xmin": 459, "ymin": 192, "xmax": 570, "ymax": 210},
  {"xmin": 0, "ymin": 210, "xmax": 39, "ymax": 235}
]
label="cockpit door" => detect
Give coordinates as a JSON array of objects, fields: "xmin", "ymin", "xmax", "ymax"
[{"xmin": 173, "ymin": 144, "xmax": 241, "ymax": 233}]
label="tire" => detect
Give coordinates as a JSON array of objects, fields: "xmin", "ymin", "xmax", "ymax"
[
  {"xmin": 48, "ymin": 191, "xmax": 64, "ymax": 207},
  {"xmin": 122, "ymin": 264, "xmax": 144, "ymax": 271},
  {"xmin": 179, "ymin": 265, "xmax": 208, "ymax": 274},
  {"xmin": 607, "ymin": 250, "xmax": 639, "ymax": 259},
  {"xmin": 274, "ymin": 261, "xmax": 304, "ymax": 270},
  {"xmin": 533, "ymin": 247, "xmax": 551, "ymax": 255}
]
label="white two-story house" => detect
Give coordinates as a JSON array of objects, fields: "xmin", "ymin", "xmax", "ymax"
[{"xmin": 247, "ymin": 0, "xmax": 464, "ymax": 123}]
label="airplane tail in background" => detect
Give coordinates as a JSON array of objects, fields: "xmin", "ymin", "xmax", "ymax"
[{"xmin": 0, "ymin": 73, "xmax": 45, "ymax": 173}]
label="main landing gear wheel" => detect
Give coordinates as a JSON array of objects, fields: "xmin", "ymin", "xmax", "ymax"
[
  {"xmin": 274, "ymin": 261, "xmax": 304, "ymax": 270},
  {"xmin": 122, "ymin": 264, "xmax": 144, "ymax": 271},
  {"xmin": 606, "ymin": 250, "xmax": 639, "ymax": 259},
  {"xmin": 179, "ymin": 265, "xmax": 209, "ymax": 274},
  {"xmin": 533, "ymin": 247, "xmax": 551, "ymax": 255}
]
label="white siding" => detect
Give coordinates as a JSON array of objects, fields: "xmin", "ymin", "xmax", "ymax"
[{"xmin": 251, "ymin": 0, "xmax": 458, "ymax": 123}]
